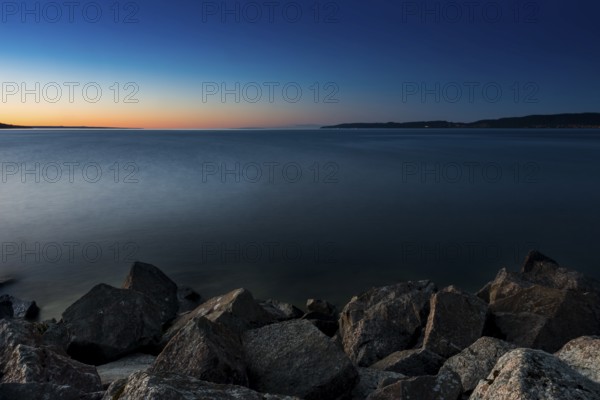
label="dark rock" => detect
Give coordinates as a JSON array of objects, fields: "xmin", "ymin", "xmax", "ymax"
[
  {"xmin": 306, "ymin": 298, "xmax": 337, "ymax": 316},
  {"xmin": 302, "ymin": 311, "xmax": 338, "ymax": 337},
  {"xmin": 470, "ymin": 348, "xmax": 600, "ymax": 399},
  {"xmin": 478, "ymin": 251, "xmax": 600, "ymax": 352},
  {"xmin": 439, "ymin": 336, "xmax": 516, "ymax": 394},
  {"xmin": 0, "ymin": 298, "xmax": 13, "ymax": 319},
  {"xmin": 101, "ymin": 371, "xmax": 301, "ymax": 400},
  {"xmin": 97, "ymin": 353, "xmax": 156, "ymax": 388},
  {"xmin": 366, "ymin": 369, "xmax": 462, "ymax": 400},
  {"xmin": 556, "ymin": 336, "xmax": 600, "ymax": 384},
  {"xmin": 371, "ymin": 348, "xmax": 445, "ymax": 376},
  {"xmin": 259, "ymin": 299, "xmax": 303, "ymax": 321},
  {"xmin": 423, "ymin": 286, "xmax": 488, "ymax": 357},
  {"xmin": 242, "ymin": 319, "xmax": 358, "ymax": 400},
  {"xmin": 122, "ymin": 261, "xmax": 179, "ymax": 325},
  {"xmin": 339, "ymin": 280, "xmax": 437, "ymax": 366},
  {"xmin": 351, "ymin": 368, "xmax": 405, "ymax": 400},
  {"xmin": 41, "ymin": 320, "xmax": 70, "ymax": 354},
  {"xmin": 152, "ymin": 316, "xmax": 248, "ymax": 386},
  {"xmin": 62, "ymin": 283, "xmax": 163, "ymax": 364},
  {"xmin": 177, "ymin": 286, "xmax": 204, "ymax": 314},
  {"xmin": 0, "ymin": 294, "xmax": 39, "ymax": 319},
  {"xmin": 0, "ymin": 383, "xmax": 104, "ymax": 400},
  {"xmin": 162, "ymin": 288, "xmax": 275, "ymax": 345}
]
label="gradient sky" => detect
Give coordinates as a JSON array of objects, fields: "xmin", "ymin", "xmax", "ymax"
[{"xmin": 1, "ymin": 0, "xmax": 599, "ymax": 128}]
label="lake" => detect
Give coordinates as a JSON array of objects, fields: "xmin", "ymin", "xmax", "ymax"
[{"xmin": 1, "ymin": 129, "xmax": 599, "ymax": 320}]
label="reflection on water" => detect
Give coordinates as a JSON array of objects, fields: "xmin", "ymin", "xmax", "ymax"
[{"xmin": 1, "ymin": 129, "xmax": 600, "ymax": 320}]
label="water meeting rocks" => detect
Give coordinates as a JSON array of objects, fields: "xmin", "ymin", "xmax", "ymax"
[
  {"xmin": 339, "ymin": 280, "xmax": 437, "ymax": 366},
  {"xmin": 62, "ymin": 283, "xmax": 164, "ymax": 365},
  {"xmin": 102, "ymin": 371, "xmax": 301, "ymax": 400},
  {"xmin": 242, "ymin": 319, "xmax": 358, "ymax": 400},
  {"xmin": 470, "ymin": 348, "xmax": 600, "ymax": 400},
  {"xmin": 151, "ymin": 316, "xmax": 248, "ymax": 386}
]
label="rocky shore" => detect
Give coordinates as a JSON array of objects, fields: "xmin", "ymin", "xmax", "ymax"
[{"xmin": 2, "ymin": 251, "xmax": 600, "ymax": 399}]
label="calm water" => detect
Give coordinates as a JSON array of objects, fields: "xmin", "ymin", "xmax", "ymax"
[{"xmin": 1, "ymin": 129, "xmax": 600, "ymax": 320}]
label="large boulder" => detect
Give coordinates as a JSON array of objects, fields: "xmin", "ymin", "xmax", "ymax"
[
  {"xmin": 556, "ymin": 336, "xmax": 600, "ymax": 384},
  {"xmin": 339, "ymin": 280, "xmax": 437, "ymax": 366},
  {"xmin": 97, "ymin": 353, "xmax": 156, "ymax": 387},
  {"xmin": 0, "ymin": 383, "xmax": 104, "ymax": 400},
  {"xmin": 478, "ymin": 251, "xmax": 600, "ymax": 352},
  {"xmin": 242, "ymin": 319, "xmax": 358, "ymax": 400},
  {"xmin": 366, "ymin": 369, "xmax": 462, "ymax": 400},
  {"xmin": 259, "ymin": 299, "xmax": 303, "ymax": 321},
  {"xmin": 122, "ymin": 262, "xmax": 179, "ymax": 325},
  {"xmin": 151, "ymin": 316, "xmax": 248, "ymax": 386},
  {"xmin": 162, "ymin": 288, "xmax": 275, "ymax": 344},
  {"xmin": 102, "ymin": 371, "xmax": 300, "ymax": 400},
  {"xmin": 351, "ymin": 368, "xmax": 405, "ymax": 400},
  {"xmin": 423, "ymin": 286, "xmax": 488, "ymax": 357},
  {"xmin": 470, "ymin": 348, "xmax": 600, "ymax": 399},
  {"xmin": 439, "ymin": 336, "xmax": 515, "ymax": 394},
  {"xmin": 306, "ymin": 299, "xmax": 337, "ymax": 316},
  {"xmin": 0, "ymin": 294, "xmax": 39, "ymax": 319},
  {"xmin": 62, "ymin": 283, "xmax": 164, "ymax": 364},
  {"xmin": 370, "ymin": 348, "xmax": 445, "ymax": 376}
]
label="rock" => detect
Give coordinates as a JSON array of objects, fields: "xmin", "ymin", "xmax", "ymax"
[
  {"xmin": 0, "ymin": 383, "xmax": 104, "ymax": 400},
  {"xmin": 478, "ymin": 251, "xmax": 600, "ymax": 352},
  {"xmin": 470, "ymin": 348, "xmax": 600, "ymax": 399},
  {"xmin": 301, "ymin": 311, "xmax": 339, "ymax": 337},
  {"xmin": 0, "ymin": 298, "xmax": 13, "ymax": 319},
  {"xmin": 152, "ymin": 316, "xmax": 248, "ymax": 386},
  {"xmin": 260, "ymin": 299, "xmax": 303, "ymax": 321},
  {"xmin": 339, "ymin": 280, "xmax": 437, "ymax": 366},
  {"xmin": 306, "ymin": 299, "xmax": 337, "ymax": 316},
  {"xmin": 162, "ymin": 288, "xmax": 275, "ymax": 344},
  {"xmin": 351, "ymin": 368, "xmax": 405, "ymax": 400},
  {"xmin": 177, "ymin": 286, "xmax": 203, "ymax": 314},
  {"xmin": 102, "ymin": 371, "xmax": 301, "ymax": 400},
  {"xmin": 439, "ymin": 336, "xmax": 515, "ymax": 394},
  {"xmin": 1, "ymin": 344, "xmax": 102, "ymax": 392},
  {"xmin": 242, "ymin": 319, "xmax": 358, "ymax": 400},
  {"xmin": 0, "ymin": 318, "xmax": 40, "ymax": 355},
  {"xmin": 62, "ymin": 283, "xmax": 163, "ymax": 364},
  {"xmin": 97, "ymin": 353, "xmax": 156, "ymax": 387},
  {"xmin": 0, "ymin": 294, "xmax": 39, "ymax": 319},
  {"xmin": 422, "ymin": 286, "xmax": 488, "ymax": 357},
  {"xmin": 371, "ymin": 348, "xmax": 444, "ymax": 376},
  {"xmin": 366, "ymin": 369, "xmax": 462, "ymax": 400},
  {"xmin": 41, "ymin": 320, "xmax": 70, "ymax": 354},
  {"xmin": 122, "ymin": 261, "xmax": 179, "ymax": 325},
  {"xmin": 556, "ymin": 336, "xmax": 600, "ymax": 384}
]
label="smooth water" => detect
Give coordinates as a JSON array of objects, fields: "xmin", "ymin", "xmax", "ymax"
[{"xmin": 1, "ymin": 129, "xmax": 599, "ymax": 320}]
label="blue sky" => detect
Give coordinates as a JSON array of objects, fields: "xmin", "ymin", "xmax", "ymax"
[{"xmin": 1, "ymin": 0, "xmax": 599, "ymax": 128}]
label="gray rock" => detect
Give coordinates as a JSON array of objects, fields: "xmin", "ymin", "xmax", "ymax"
[
  {"xmin": 423, "ymin": 286, "xmax": 488, "ymax": 358},
  {"xmin": 556, "ymin": 336, "xmax": 600, "ymax": 384},
  {"xmin": 439, "ymin": 336, "xmax": 515, "ymax": 394},
  {"xmin": 339, "ymin": 280, "xmax": 437, "ymax": 366},
  {"xmin": 242, "ymin": 319, "xmax": 358, "ymax": 400},
  {"xmin": 177, "ymin": 286, "xmax": 204, "ymax": 314},
  {"xmin": 152, "ymin": 316, "xmax": 248, "ymax": 386},
  {"xmin": 0, "ymin": 318, "xmax": 40, "ymax": 363},
  {"xmin": 0, "ymin": 383, "xmax": 104, "ymax": 400},
  {"xmin": 62, "ymin": 283, "xmax": 163, "ymax": 364},
  {"xmin": 371, "ymin": 348, "xmax": 445, "ymax": 376},
  {"xmin": 260, "ymin": 299, "xmax": 303, "ymax": 321},
  {"xmin": 351, "ymin": 368, "xmax": 405, "ymax": 400},
  {"xmin": 366, "ymin": 369, "xmax": 462, "ymax": 400},
  {"xmin": 122, "ymin": 261, "xmax": 179, "ymax": 325},
  {"xmin": 163, "ymin": 288, "xmax": 275, "ymax": 345},
  {"xmin": 306, "ymin": 299, "xmax": 337, "ymax": 316},
  {"xmin": 97, "ymin": 353, "xmax": 156, "ymax": 387},
  {"xmin": 0, "ymin": 294, "xmax": 39, "ymax": 319},
  {"xmin": 101, "ymin": 371, "xmax": 301, "ymax": 400},
  {"xmin": 470, "ymin": 348, "xmax": 600, "ymax": 400}
]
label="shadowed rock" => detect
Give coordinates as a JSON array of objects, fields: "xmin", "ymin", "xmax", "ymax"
[
  {"xmin": 0, "ymin": 383, "xmax": 104, "ymax": 400},
  {"xmin": 470, "ymin": 348, "xmax": 600, "ymax": 399},
  {"xmin": 259, "ymin": 299, "xmax": 303, "ymax": 321},
  {"xmin": 351, "ymin": 368, "xmax": 405, "ymax": 400},
  {"xmin": 371, "ymin": 348, "xmax": 445, "ymax": 376},
  {"xmin": 339, "ymin": 280, "xmax": 437, "ymax": 366},
  {"xmin": 177, "ymin": 286, "xmax": 204, "ymax": 314},
  {"xmin": 152, "ymin": 316, "xmax": 248, "ymax": 386},
  {"xmin": 62, "ymin": 283, "xmax": 163, "ymax": 364},
  {"xmin": 0, "ymin": 294, "xmax": 39, "ymax": 319},
  {"xmin": 366, "ymin": 369, "xmax": 462, "ymax": 400},
  {"xmin": 243, "ymin": 319, "xmax": 358, "ymax": 400},
  {"xmin": 97, "ymin": 353, "xmax": 156, "ymax": 388}
]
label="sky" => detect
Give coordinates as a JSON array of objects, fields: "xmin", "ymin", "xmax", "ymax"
[{"xmin": 0, "ymin": 0, "xmax": 599, "ymax": 128}]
